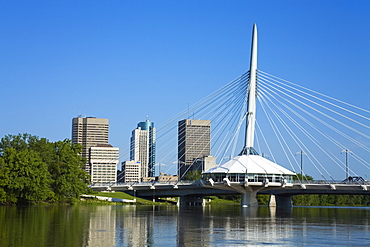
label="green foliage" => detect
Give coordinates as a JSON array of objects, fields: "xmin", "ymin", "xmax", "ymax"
[
  {"xmin": 0, "ymin": 133, "xmax": 90, "ymax": 205},
  {"xmin": 0, "ymin": 157, "xmax": 9, "ymax": 203},
  {"xmin": 0, "ymin": 133, "xmax": 31, "ymax": 154},
  {"xmin": 217, "ymin": 194, "xmax": 241, "ymax": 202},
  {"xmin": 293, "ymin": 173, "xmax": 313, "ymax": 181},
  {"xmin": 48, "ymin": 140, "xmax": 90, "ymax": 201},
  {"xmin": 206, "ymin": 196, "xmax": 239, "ymax": 205},
  {"xmin": 257, "ymin": 195, "xmax": 270, "ymax": 205},
  {"xmin": 292, "ymin": 194, "xmax": 370, "ymax": 206},
  {"xmin": 209, "ymin": 193, "xmax": 369, "ymax": 206},
  {"xmin": 183, "ymin": 170, "xmax": 202, "ymax": 181},
  {"xmin": 3, "ymin": 148, "xmax": 53, "ymax": 204}
]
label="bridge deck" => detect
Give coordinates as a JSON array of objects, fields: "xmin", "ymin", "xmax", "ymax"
[{"xmin": 91, "ymin": 181, "xmax": 370, "ymax": 198}]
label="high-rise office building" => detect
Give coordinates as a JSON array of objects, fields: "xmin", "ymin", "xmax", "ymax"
[
  {"xmin": 89, "ymin": 144, "xmax": 119, "ymax": 184},
  {"xmin": 130, "ymin": 119, "xmax": 156, "ymax": 178},
  {"xmin": 72, "ymin": 116, "xmax": 109, "ymax": 174},
  {"xmin": 178, "ymin": 119, "xmax": 211, "ymax": 179}
]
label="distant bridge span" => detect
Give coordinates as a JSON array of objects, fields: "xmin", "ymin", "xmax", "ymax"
[
  {"xmin": 91, "ymin": 181, "xmax": 370, "ymax": 201},
  {"xmin": 92, "ymin": 182, "xmax": 239, "ymax": 198},
  {"xmin": 259, "ymin": 183, "xmax": 370, "ymax": 196}
]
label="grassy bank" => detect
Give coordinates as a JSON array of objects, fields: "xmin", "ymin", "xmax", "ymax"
[
  {"xmin": 82, "ymin": 191, "xmax": 177, "ymax": 205},
  {"xmin": 205, "ymin": 195, "xmax": 271, "ymax": 206},
  {"xmin": 81, "ymin": 193, "xmax": 370, "ymax": 207}
]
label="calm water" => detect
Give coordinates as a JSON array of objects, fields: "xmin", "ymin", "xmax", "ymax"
[{"xmin": 0, "ymin": 204, "xmax": 369, "ymax": 246}]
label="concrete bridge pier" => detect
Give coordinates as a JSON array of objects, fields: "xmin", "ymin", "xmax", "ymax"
[
  {"xmin": 241, "ymin": 190, "xmax": 259, "ymax": 207},
  {"xmin": 268, "ymin": 194, "xmax": 293, "ymax": 208},
  {"xmin": 177, "ymin": 196, "xmax": 205, "ymax": 206}
]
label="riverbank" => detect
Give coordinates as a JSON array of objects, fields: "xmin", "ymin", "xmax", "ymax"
[
  {"xmin": 81, "ymin": 192, "xmax": 370, "ymax": 207},
  {"xmin": 82, "ymin": 192, "xmax": 240, "ymax": 206},
  {"xmin": 81, "ymin": 191, "xmax": 176, "ymax": 205}
]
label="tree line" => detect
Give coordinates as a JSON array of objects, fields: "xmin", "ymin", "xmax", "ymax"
[
  {"xmin": 291, "ymin": 174, "xmax": 369, "ymax": 206},
  {"xmin": 0, "ymin": 134, "xmax": 90, "ymax": 205}
]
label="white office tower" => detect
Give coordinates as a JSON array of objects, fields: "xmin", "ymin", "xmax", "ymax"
[
  {"xmin": 122, "ymin": 161, "xmax": 142, "ymax": 183},
  {"xmin": 130, "ymin": 119, "xmax": 156, "ymax": 179},
  {"xmin": 89, "ymin": 144, "xmax": 119, "ymax": 184}
]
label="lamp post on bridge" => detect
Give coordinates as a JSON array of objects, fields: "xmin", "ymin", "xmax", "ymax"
[
  {"xmin": 154, "ymin": 163, "xmax": 166, "ymax": 177},
  {"xmin": 174, "ymin": 160, "xmax": 186, "ymax": 180},
  {"xmin": 341, "ymin": 148, "xmax": 352, "ymax": 183},
  {"xmin": 261, "ymin": 153, "xmax": 269, "ymax": 159},
  {"xmin": 295, "ymin": 150, "xmax": 306, "ymax": 179}
]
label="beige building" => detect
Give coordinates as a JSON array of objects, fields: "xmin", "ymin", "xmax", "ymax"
[
  {"xmin": 142, "ymin": 177, "xmax": 156, "ymax": 182},
  {"xmin": 89, "ymin": 144, "xmax": 119, "ymax": 184},
  {"xmin": 157, "ymin": 173, "xmax": 178, "ymax": 182},
  {"xmin": 72, "ymin": 116, "xmax": 109, "ymax": 173},
  {"xmin": 178, "ymin": 119, "xmax": 211, "ymax": 179},
  {"xmin": 193, "ymin": 156, "xmax": 217, "ymax": 172},
  {"xmin": 122, "ymin": 161, "xmax": 142, "ymax": 183}
]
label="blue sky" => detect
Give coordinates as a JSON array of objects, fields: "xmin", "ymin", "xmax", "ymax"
[{"xmin": 1, "ymin": 1, "xmax": 369, "ymax": 176}]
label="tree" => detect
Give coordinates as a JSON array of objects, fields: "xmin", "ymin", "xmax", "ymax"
[
  {"xmin": 293, "ymin": 173, "xmax": 313, "ymax": 181},
  {"xmin": 2, "ymin": 148, "xmax": 53, "ymax": 204},
  {"xmin": 0, "ymin": 157, "xmax": 9, "ymax": 203},
  {"xmin": 0, "ymin": 133, "xmax": 32, "ymax": 155},
  {"xmin": 48, "ymin": 140, "xmax": 90, "ymax": 201},
  {"xmin": 183, "ymin": 170, "xmax": 202, "ymax": 181},
  {"xmin": 0, "ymin": 133, "xmax": 90, "ymax": 204}
]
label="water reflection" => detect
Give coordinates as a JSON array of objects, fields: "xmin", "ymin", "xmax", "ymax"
[
  {"xmin": 0, "ymin": 205, "xmax": 369, "ymax": 246},
  {"xmin": 86, "ymin": 206, "xmax": 116, "ymax": 247}
]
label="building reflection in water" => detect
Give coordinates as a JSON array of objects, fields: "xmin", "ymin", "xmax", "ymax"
[
  {"xmin": 115, "ymin": 206, "xmax": 156, "ymax": 246},
  {"xmin": 177, "ymin": 205, "xmax": 295, "ymax": 246},
  {"xmin": 86, "ymin": 205, "xmax": 179, "ymax": 246},
  {"xmin": 85, "ymin": 205, "xmax": 295, "ymax": 246},
  {"xmin": 0, "ymin": 204, "xmax": 366, "ymax": 246},
  {"xmin": 84, "ymin": 205, "xmax": 366, "ymax": 246},
  {"xmin": 86, "ymin": 206, "xmax": 116, "ymax": 247}
]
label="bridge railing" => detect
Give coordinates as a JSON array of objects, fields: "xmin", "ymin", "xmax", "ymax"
[
  {"xmin": 90, "ymin": 179, "xmax": 370, "ymax": 188},
  {"xmin": 293, "ymin": 180, "xmax": 370, "ymax": 185},
  {"xmin": 91, "ymin": 180, "xmax": 198, "ymax": 188}
]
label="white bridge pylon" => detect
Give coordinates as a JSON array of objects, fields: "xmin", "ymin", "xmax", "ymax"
[{"xmin": 202, "ymin": 24, "xmax": 296, "ymax": 207}]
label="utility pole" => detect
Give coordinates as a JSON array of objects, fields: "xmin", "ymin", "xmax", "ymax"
[
  {"xmin": 341, "ymin": 149, "xmax": 352, "ymax": 182},
  {"xmin": 295, "ymin": 150, "xmax": 306, "ymax": 179},
  {"xmin": 154, "ymin": 163, "xmax": 166, "ymax": 177}
]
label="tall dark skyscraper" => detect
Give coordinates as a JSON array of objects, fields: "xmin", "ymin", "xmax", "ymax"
[{"xmin": 178, "ymin": 119, "xmax": 211, "ymax": 179}]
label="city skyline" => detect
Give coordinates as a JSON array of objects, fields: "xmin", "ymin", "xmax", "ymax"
[{"xmin": 1, "ymin": 1, "xmax": 369, "ymax": 177}]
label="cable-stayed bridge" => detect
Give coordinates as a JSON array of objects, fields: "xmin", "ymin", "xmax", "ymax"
[{"xmin": 92, "ymin": 24, "xmax": 369, "ymax": 207}]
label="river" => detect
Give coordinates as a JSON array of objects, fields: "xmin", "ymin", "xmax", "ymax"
[{"xmin": 0, "ymin": 205, "xmax": 369, "ymax": 246}]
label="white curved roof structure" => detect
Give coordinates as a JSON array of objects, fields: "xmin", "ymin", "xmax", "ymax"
[{"xmin": 203, "ymin": 155, "xmax": 295, "ymax": 175}]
